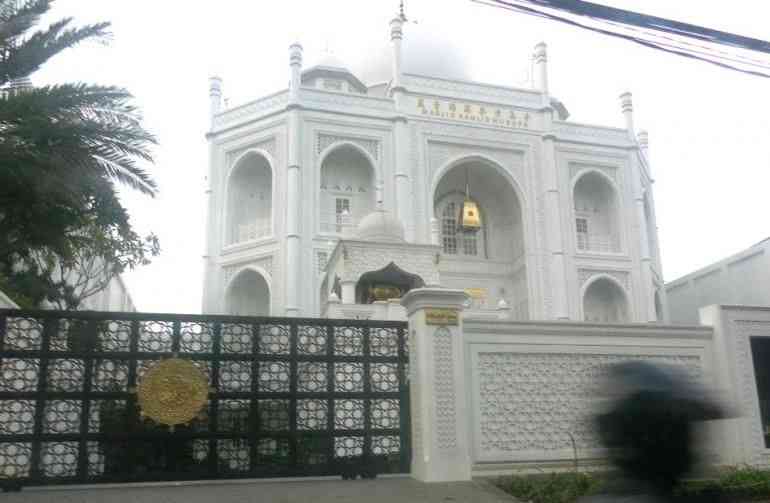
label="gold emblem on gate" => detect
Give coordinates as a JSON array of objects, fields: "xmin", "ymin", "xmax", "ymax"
[{"xmin": 136, "ymin": 358, "xmax": 209, "ymax": 427}]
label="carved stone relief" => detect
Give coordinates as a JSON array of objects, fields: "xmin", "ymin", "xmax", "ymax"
[
  {"xmin": 579, "ymin": 269, "xmax": 630, "ymax": 291},
  {"xmin": 223, "ymin": 256, "xmax": 274, "ymax": 285},
  {"xmin": 433, "ymin": 327, "xmax": 457, "ymax": 450},
  {"xmin": 476, "ymin": 352, "xmax": 702, "ymax": 454},
  {"xmin": 317, "ymin": 133, "xmax": 379, "ymax": 161}
]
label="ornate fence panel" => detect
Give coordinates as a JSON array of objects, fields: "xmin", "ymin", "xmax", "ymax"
[{"xmin": 0, "ymin": 310, "xmax": 410, "ymax": 489}]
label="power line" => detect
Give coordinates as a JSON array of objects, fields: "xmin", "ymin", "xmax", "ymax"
[{"xmin": 472, "ymin": 0, "xmax": 770, "ymax": 78}]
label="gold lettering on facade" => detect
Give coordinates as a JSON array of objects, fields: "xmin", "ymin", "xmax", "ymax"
[
  {"xmin": 465, "ymin": 288, "xmax": 488, "ymax": 300},
  {"xmin": 414, "ymin": 97, "xmax": 529, "ymax": 130},
  {"xmin": 426, "ymin": 308, "xmax": 459, "ymax": 326}
]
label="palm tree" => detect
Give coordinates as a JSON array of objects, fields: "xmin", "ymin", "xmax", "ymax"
[{"xmin": 0, "ymin": 0, "xmax": 159, "ymax": 308}]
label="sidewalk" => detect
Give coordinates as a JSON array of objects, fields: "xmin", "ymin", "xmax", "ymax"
[{"xmin": 4, "ymin": 477, "xmax": 517, "ymax": 503}]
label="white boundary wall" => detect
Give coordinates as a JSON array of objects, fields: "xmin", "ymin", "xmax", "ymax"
[
  {"xmin": 463, "ymin": 317, "xmax": 716, "ymax": 472},
  {"xmin": 700, "ymin": 305, "xmax": 770, "ymax": 467},
  {"xmin": 402, "ymin": 288, "xmax": 722, "ymax": 481}
]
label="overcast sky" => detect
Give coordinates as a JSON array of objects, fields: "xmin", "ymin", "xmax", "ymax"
[{"xmin": 33, "ymin": 0, "xmax": 770, "ymax": 314}]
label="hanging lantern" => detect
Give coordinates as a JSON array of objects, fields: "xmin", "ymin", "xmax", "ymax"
[
  {"xmin": 458, "ymin": 197, "xmax": 481, "ymax": 232},
  {"xmin": 457, "ymin": 168, "xmax": 482, "ymax": 233}
]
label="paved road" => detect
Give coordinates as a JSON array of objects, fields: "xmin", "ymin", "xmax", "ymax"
[{"xmin": 5, "ymin": 477, "xmax": 516, "ymax": 503}]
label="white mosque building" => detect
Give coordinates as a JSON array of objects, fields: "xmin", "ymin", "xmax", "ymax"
[{"xmin": 201, "ymin": 13, "xmax": 664, "ymax": 323}]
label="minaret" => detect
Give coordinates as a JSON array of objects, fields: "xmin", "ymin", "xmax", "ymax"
[
  {"xmin": 285, "ymin": 43, "xmax": 303, "ymax": 316},
  {"xmin": 622, "ymin": 93, "xmax": 656, "ymax": 322},
  {"xmin": 533, "ymin": 42, "xmax": 549, "ymax": 95},
  {"xmin": 209, "ymin": 76, "xmax": 223, "ymax": 119},
  {"xmin": 391, "ymin": 5, "xmax": 413, "ymax": 241},
  {"xmin": 536, "ymin": 42, "xmax": 568, "ymax": 320},
  {"xmin": 202, "ymin": 76, "xmax": 222, "ymax": 313}
]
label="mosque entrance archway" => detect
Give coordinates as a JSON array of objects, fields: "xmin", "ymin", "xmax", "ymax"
[{"xmin": 432, "ymin": 157, "xmax": 529, "ymax": 318}]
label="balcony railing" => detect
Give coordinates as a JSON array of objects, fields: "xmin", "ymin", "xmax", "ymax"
[
  {"xmin": 234, "ymin": 220, "xmax": 271, "ymax": 243},
  {"xmin": 576, "ymin": 232, "xmax": 620, "ymax": 253},
  {"xmin": 319, "ymin": 211, "xmax": 361, "ymax": 234}
]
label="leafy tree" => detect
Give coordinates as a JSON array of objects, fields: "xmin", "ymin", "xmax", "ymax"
[{"xmin": 0, "ymin": 0, "xmax": 159, "ymax": 309}]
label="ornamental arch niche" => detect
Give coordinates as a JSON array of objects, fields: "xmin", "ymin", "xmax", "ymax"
[
  {"xmin": 355, "ymin": 262, "xmax": 425, "ymax": 304},
  {"xmin": 226, "ymin": 150, "xmax": 273, "ymax": 245},
  {"xmin": 582, "ymin": 276, "xmax": 629, "ymax": 323},
  {"xmin": 572, "ymin": 170, "xmax": 621, "ymax": 253},
  {"xmin": 319, "ymin": 142, "xmax": 376, "ymax": 234},
  {"xmin": 432, "ymin": 155, "xmax": 529, "ymax": 317},
  {"xmin": 225, "ymin": 268, "xmax": 271, "ymax": 316}
]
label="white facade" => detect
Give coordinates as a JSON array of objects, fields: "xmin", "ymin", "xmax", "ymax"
[
  {"xmin": 202, "ymin": 16, "xmax": 664, "ymax": 322},
  {"xmin": 667, "ymin": 237, "xmax": 770, "ymax": 324}
]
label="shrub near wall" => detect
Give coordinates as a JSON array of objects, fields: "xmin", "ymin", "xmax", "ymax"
[{"xmin": 495, "ymin": 468, "xmax": 770, "ymax": 503}]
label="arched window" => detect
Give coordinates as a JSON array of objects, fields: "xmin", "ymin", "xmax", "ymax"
[
  {"xmin": 573, "ymin": 171, "xmax": 620, "ymax": 253},
  {"xmin": 436, "ymin": 193, "xmax": 486, "ymax": 257},
  {"xmin": 583, "ymin": 277, "xmax": 629, "ymax": 323},
  {"xmin": 319, "ymin": 145, "xmax": 375, "ymax": 234},
  {"xmin": 227, "ymin": 152, "xmax": 272, "ymax": 245},
  {"xmin": 226, "ymin": 269, "xmax": 270, "ymax": 316}
]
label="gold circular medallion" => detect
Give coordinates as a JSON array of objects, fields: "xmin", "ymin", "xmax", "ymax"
[{"xmin": 136, "ymin": 358, "xmax": 209, "ymax": 426}]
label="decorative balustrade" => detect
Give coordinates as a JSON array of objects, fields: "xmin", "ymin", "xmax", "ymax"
[
  {"xmin": 234, "ymin": 220, "xmax": 271, "ymax": 244},
  {"xmin": 319, "ymin": 212, "xmax": 361, "ymax": 235},
  {"xmin": 576, "ymin": 232, "xmax": 620, "ymax": 253}
]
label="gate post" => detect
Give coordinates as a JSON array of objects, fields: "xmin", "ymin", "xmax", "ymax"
[{"xmin": 401, "ymin": 288, "xmax": 471, "ymax": 482}]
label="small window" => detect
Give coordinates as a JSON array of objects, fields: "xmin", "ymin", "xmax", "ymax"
[
  {"xmin": 335, "ymin": 198, "xmax": 351, "ymax": 233},
  {"xmin": 576, "ymin": 218, "xmax": 588, "ymax": 234}
]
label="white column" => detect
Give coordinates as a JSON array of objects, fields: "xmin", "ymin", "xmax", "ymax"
[
  {"xmin": 533, "ymin": 42, "xmax": 548, "ymax": 94},
  {"xmin": 209, "ymin": 76, "xmax": 222, "ymax": 118},
  {"xmin": 623, "ymin": 94, "xmax": 656, "ymax": 322},
  {"xmin": 285, "ymin": 43, "xmax": 303, "ymax": 317},
  {"xmin": 620, "ymin": 92, "xmax": 635, "ymax": 139},
  {"xmin": 341, "ymin": 281, "xmax": 356, "ymax": 304},
  {"xmin": 202, "ymin": 76, "xmax": 222, "ymax": 313},
  {"xmin": 390, "ymin": 16, "xmax": 413, "ymax": 240},
  {"xmin": 401, "ymin": 288, "xmax": 471, "ymax": 482},
  {"xmin": 542, "ymin": 129, "xmax": 569, "ymax": 319},
  {"xmin": 430, "ymin": 217, "xmax": 440, "ymax": 246}
]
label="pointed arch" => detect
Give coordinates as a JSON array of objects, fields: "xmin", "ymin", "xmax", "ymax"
[
  {"xmin": 225, "ymin": 149, "xmax": 274, "ymax": 245},
  {"xmin": 224, "ymin": 266, "xmax": 271, "ymax": 316},
  {"xmin": 318, "ymin": 142, "xmax": 377, "ymax": 234},
  {"xmin": 432, "ymin": 154, "xmax": 531, "ymax": 319},
  {"xmin": 581, "ymin": 274, "xmax": 630, "ymax": 323},
  {"xmin": 572, "ymin": 169, "xmax": 622, "ymax": 253}
]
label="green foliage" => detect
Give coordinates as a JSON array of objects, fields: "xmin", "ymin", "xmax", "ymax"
[
  {"xmin": 677, "ymin": 467, "xmax": 770, "ymax": 501},
  {"xmin": 0, "ymin": 0, "xmax": 159, "ymax": 309},
  {"xmin": 496, "ymin": 468, "xmax": 770, "ymax": 503},
  {"xmin": 495, "ymin": 472, "xmax": 602, "ymax": 503}
]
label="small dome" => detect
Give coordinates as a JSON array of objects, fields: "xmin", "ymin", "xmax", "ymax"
[{"xmin": 355, "ymin": 209, "xmax": 405, "ymax": 243}]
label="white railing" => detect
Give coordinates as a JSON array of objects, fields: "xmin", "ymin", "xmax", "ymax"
[
  {"xmin": 576, "ymin": 232, "xmax": 620, "ymax": 253},
  {"xmin": 319, "ymin": 212, "xmax": 360, "ymax": 235},
  {"xmin": 235, "ymin": 220, "xmax": 271, "ymax": 243}
]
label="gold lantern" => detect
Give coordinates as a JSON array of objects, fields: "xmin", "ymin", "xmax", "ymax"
[{"xmin": 457, "ymin": 168, "xmax": 481, "ymax": 232}]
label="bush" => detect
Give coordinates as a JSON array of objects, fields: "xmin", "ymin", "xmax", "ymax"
[
  {"xmin": 495, "ymin": 472, "xmax": 602, "ymax": 503},
  {"xmin": 677, "ymin": 467, "xmax": 770, "ymax": 501}
]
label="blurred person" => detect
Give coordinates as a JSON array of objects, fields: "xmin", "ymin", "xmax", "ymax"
[{"xmin": 580, "ymin": 361, "xmax": 726, "ymax": 503}]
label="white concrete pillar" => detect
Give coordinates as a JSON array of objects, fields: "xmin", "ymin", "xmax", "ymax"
[
  {"xmin": 620, "ymin": 92, "xmax": 635, "ymax": 139},
  {"xmin": 401, "ymin": 288, "xmax": 471, "ymax": 482},
  {"xmin": 638, "ymin": 130, "xmax": 649, "ymax": 159},
  {"xmin": 285, "ymin": 43, "xmax": 303, "ymax": 317},
  {"xmin": 341, "ymin": 281, "xmax": 356, "ymax": 304},
  {"xmin": 390, "ymin": 16, "xmax": 404, "ymax": 94},
  {"xmin": 542, "ymin": 129, "xmax": 569, "ymax": 319},
  {"xmin": 430, "ymin": 217, "xmax": 440, "ymax": 246},
  {"xmin": 209, "ymin": 76, "xmax": 222, "ymax": 120},
  {"xmin": 533, "ymin": 42, "xmax": 548, "ymax": 94},
  {"xmin": 631, "ymin": 164, "xmax": 657, "ymax": 322},
  {"xmin": 390, "ymin": 16, "xmax": 413, "ymax": 240}
]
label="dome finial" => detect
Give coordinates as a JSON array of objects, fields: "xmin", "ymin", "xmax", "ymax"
[{"xmin": 399, "ymin": 0, "xmax": 407, "ymax": 21}]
